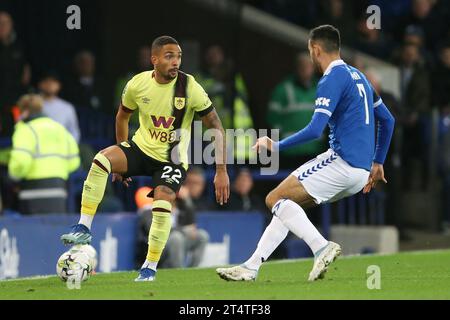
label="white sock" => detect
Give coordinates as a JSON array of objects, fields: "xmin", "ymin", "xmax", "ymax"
[
  {"xmin": 141, "ymin": 260, "xmax": 158, "ymax": 271},
  {"xmin": 244, "ymin": 215, "xmax": 289, "ymax": 270},
  {"xmin": 78, "ymin": 213, "xmax": 94, "ymax": 230},
  {"xmin": 274, "ymin": 199, "xmax": 328, "ymax": 255}
]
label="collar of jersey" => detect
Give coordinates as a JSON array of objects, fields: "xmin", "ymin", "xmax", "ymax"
[
  {"xmin": 323, "ymin": 59, "xmax": 346, "ymax": 76},
  {"xmin": 150, "ymin": 70, "xmax": 177, "ymax": 87}
]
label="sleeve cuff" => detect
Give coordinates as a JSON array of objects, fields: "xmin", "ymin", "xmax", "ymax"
[
  {"xmin": 197, "ymin": 105, "xmax": 214, "ymax": 117},
  {"xmin": 374, "ymin": 98, "xmax": 383, "ymax": 108},
  {"xmin": 314, "ymin": 108, "xmax": 332, "ymax": 117},
  {"xmin": 373, "ymin": 158, "xmax": 384, "ymax": 165},
  {"xmin": 121, "ymin": 104, "xmax": 135, "ymax": 113}
]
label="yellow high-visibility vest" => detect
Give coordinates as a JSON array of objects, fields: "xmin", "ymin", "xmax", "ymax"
[
  {"xmin": 8, "ymin": 116, "xmax": 80, "ymax": 181},
  {"xmin": 195, "ymin": 73, "xmax": 255, "ymax": 161}
]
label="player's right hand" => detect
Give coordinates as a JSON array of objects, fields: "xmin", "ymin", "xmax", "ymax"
[
  {"xmin": 112, "ymin": 173, "xmax": 132, "ymax": 187},
  {"xmin": 252, "ymin": 136, "xmax": 275, "ymax": 153},
  {"xmin": 214, "ymin": 170, "xmax": 230, "ymax": 206}
]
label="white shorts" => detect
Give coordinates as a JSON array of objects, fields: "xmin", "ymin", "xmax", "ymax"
[{"xmin": 291, "ymin": 149, "xmax": 370, "ymax": 205}]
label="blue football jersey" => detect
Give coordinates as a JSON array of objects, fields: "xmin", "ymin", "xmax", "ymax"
[{"xmin": 314, "ymin": 60, "xmax": 380, "ymax": 171}]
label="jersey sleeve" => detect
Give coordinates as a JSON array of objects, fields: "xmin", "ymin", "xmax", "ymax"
[
  {"xmin": 314, "ymin": 71, "xmax": 346, "ymax": 117},
  {"xmin": 373, "ymin": 101, "xmax": 395, "ymax": 164},
  {"xmin": 371, "ymin": 84, "xmax": 383, "ymax": 108},
  {"xmin": 121, "ymin": 78, "xmax": 138, "ymax": 111},
  {"xmin": 188, "ymin": 76, "xmax": 212, "ymax": 114},
  {"xmin": 277, "ymin": 111, "xmax": 329, "ymax": 151}
]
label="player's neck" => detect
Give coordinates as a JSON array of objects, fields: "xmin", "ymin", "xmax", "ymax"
[{"xmin": 321, "ymin": 55, "xmax": 342, "ymax": 74}]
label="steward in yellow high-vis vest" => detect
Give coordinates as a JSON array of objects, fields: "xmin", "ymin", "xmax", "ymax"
[
  {"xmin": 8, "ymin": 94, "xmax": 80, "ymax": 214},
  {"xmin": 195, "ymin": 72, "xmax": 255, "ymax": 162}
]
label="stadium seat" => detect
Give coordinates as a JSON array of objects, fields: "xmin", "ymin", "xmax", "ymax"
[{"xmin": 76, "ymin": 106, "xmax": 115, "ymax": 151}]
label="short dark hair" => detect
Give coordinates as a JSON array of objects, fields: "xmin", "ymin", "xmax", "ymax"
[
  {"xmin": 39, "ymin": 71, "xmax": 60, "ymax": 83},
  {"xmin": 151, "ymin": 35, "xmax": 179, "ymax": 53},
  {"xmin": 309, "ymin": 25, "xmax": 341, "ymax": 53}
]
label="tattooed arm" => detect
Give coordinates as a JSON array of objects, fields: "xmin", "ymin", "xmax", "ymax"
[{"xmin": 201, "ymin": 108, "xmax": 230, "ymax": 205}]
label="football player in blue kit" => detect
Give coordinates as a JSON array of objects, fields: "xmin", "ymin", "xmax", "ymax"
[{"xmin": 217, "ymin": 25, "xmax": 395, "ymax": 282}]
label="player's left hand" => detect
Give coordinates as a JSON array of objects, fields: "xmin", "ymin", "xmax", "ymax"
[
  {"xmin": 112, "ymin": 173, "xmax": 132, "ymax": 187},
  {"xmin": 363, "ymin": 163, "xmax": 387, "ymax": 194},
  {"xmin": 214, "ymin": 169, "xmax": 230, "ymax": 205},
  {"xmin": 252, "ymin": 136, "xmax": 275, "ymax": 153}
]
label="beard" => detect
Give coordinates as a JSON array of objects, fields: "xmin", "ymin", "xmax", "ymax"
[
  {"xmin": 164, "ymin": 68, "xmax": 178, "ymax": 80},
  {"xmin": 311, "ymin": 56, "xmax": 322, "ymax": 74},
  {"xmin": 154, "ymin": 67, "xmax": 178, "ymax": 81},
  {"xmin": 163, "ymin": 73, "xmax": 176, "ymax": 81}
]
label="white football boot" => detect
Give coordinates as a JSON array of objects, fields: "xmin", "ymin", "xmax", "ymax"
[
  {"xmin": 216, "ymin": 265, "xmax": 258, "ymax": 281},
  {"xmin": 308, "ymin": 241, "xmax": 342, "ymax": 282}
]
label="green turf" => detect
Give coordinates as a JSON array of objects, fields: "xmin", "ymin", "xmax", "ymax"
[{"xmin": 1, "ymin": 250, "xmax": 449, "ymax": 300}]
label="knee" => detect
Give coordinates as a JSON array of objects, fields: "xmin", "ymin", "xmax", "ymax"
[
  {"xmin": 168, "ymin": 231, "xmax": 184, "ymax": 247},
  {"xmin": 153, "ymin": 185, "xmax": 176, "ymax": 204},
  {"xmin": 265, "ymin": 191, "xmax": 280, "ymax": 210},
  {"xmin": 198, "ymin": 229, "xmax": 209, "ymax": 244},
  {"xmin": 93, "ymin": 152, "xmax": 112, "ymax": 173}
]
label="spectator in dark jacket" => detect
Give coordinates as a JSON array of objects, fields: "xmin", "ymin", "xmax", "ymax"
[
  {"xmin": 434, "ymin": 42, "xmax": 450, "ymax": 233},
  {"xmin": 354, "ymin": 16, "xmax": 393, "ymax": 60},
  {"xmin": 0, "ymin": 11, "xmax": 30, "ymax": 138},
  {"xmin": 432, "ymin": 43, "xmax": 450, "ymax": 113},
  {"xmin": 184, "ymin": 166, "xmax": 214, "ymax": 211},
  {"xmin": 393, "ymin": 0, "xmax": 448, "ymax": 51},
  {"xmin": 395, "ymin": 42, "xmax": 431, "ymax": 190},
  {"xmin": 62, "ymin": 50, "xmax": 109, "ymax": 113},
  {"xmin": 218, "ymin": 168, "xmax": 265, "ymax": 213}
]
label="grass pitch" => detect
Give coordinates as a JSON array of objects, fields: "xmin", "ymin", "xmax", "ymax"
[{"xmin": 1, "ymin": 250, "xmax": 449, "ymax": 300}]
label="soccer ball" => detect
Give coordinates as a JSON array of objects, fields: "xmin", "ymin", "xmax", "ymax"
[
  {"xmin": 56, "ymin": 250, "xmax": 92, "ymax": 282},
  {"xmin": 70, "ymin": 244, "xmax": 98, "ymax": 272}
]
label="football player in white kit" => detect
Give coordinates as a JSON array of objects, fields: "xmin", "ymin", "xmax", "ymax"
[{"xmin": 217, "ymin": 25, "xmax": 395, "ymax": 282}]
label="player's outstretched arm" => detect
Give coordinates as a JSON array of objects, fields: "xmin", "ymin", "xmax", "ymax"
[
  {"xmin": 200, "ymin": 108, "xmax": 230, "ymax": 205},
  {"xmin": 253, "ymin": 111, "xmax": 329, "ymax": 153},
  {"xmin": 363, "ymin": 102, "xmax": 395, "ymax": 193}
]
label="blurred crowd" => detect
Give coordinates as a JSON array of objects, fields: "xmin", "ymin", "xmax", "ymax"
[
  {"xmin": 0, "ymin": 8, "xmax": 259, "ymax": 217},
  {"xmin": 1, "ymin": 0, "xmax": 450, "ymax": 235}
]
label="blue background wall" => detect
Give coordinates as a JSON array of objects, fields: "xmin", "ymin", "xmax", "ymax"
[{"xmin": 0, "ymin": 212, "xmax": 265, "ymax": 278}]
